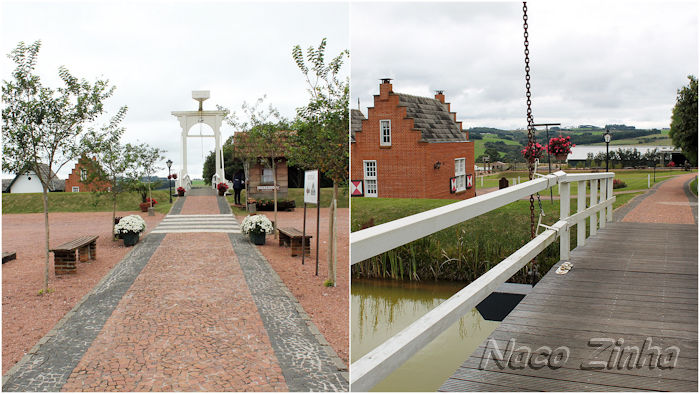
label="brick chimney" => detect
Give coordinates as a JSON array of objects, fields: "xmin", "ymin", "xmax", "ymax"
[
  {"xmin": 380, "ymin": 78, "xmax": 393, "ymax": 100},
  {"xmin": 435, "ymin": 90, "xmax": 445, "ymax": 103}
]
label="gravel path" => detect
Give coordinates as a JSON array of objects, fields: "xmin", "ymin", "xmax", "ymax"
[
  {"xmin": 622, "ymin": 173, "xmax": 697, "ymax": 224},
  {"xmin": 1, "ymin": 211, "xmax": 164, "ymax": 375}
]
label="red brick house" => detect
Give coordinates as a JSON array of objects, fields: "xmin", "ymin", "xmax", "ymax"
[
  {"xmin": 65, "ymin": 156, "xmax": 111, "ymax": 192},
  {"xmin": 351, "ymin": 79, "xmax": 476, "ymax": 199}
]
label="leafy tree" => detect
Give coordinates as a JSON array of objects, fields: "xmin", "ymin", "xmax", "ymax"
[
  {"xmin": 220, "ymin": 97, "xmax": 289, "ymax": 235},
  {"xmin": 202, "ymin": 144, "xmax": 239, "ymax": 184},
  {"xmin": 2, "ymin": 41, "xmax": 116, "ymax": 291},
  {"xmin": 131, "ymin": 144, "xmax": 165, "ymax": 208},
  {"xmin": 670, "ymin": 75, "xmax": 698, "ymax": 165},
  {"xmin": 81, "ymin": 106, "xmax": 140, "ymax": 234},
  {"xmin": 289, "ymin": 38, "xmax": 349, "ymax": 286}
]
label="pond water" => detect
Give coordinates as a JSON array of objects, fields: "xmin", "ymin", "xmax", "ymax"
[{"xmin": 352, "ymin": 279, "xmax": 500, "ymax": 392}]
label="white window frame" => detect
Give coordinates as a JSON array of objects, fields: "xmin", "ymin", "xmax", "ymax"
[
  {"xmin": 262, "ymin": 167, "xmax": 274, "ymax": 185},
  {"xmin": 380, "ymin": 120, "xmax": 391, "ymax": 146},
  {"xmin": 72, "ymin": 186, "xmax": 80, "ymax": 192},
  {"xmin": 455, "ymin": 158, "xmax": 466, "ymax": 192},
  {"xmin": 80, "ymin": 168, "xmax": 87, "ymax": 181},
  {"xmin": 363, "ymin": 160, "xmax": 378, "ymax": 197}
]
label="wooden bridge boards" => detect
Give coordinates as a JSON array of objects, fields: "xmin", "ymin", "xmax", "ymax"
[{"xmin": 441, "ymin": 222, "xmax": 698, "ymax": 392}]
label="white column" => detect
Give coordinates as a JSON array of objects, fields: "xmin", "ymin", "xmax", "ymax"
[
  {"xmin": 599, "ymin": 178, "xmax": 607, "ymax": 229},
  {"xmin": 560, "ymin": 181, "xmax": 570, "ymax": 261},
  {"xmin": 577, "ymin": 180, "xmax": 586, "ymax": 248},
  {"xmin": 181, "ymin": 128, "xmax": 188, "ymax": 186},
  {"xmin": 607, "ymin": 175, "xmax": 614, "ymax": 222},
  {"xmin": 590, "ymin": 179, "xmax": 598, "ymax": 236}
]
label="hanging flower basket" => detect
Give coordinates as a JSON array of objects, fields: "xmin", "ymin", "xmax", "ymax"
[
  {"xmin": 546, "ymin": 135, "xmax": 575, "ymax": 161},
  {"xmin": 521, "ymin": 142, "xmax": 545, "ymax": 163}
]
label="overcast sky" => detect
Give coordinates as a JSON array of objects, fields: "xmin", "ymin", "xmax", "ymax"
[
  {"xmin": 1, "ymin": 0, "xmax": 349, "ymax": 178},
  {"xmin": 351, "ymin": 1, "xmax": 698, "ymax": 132}
]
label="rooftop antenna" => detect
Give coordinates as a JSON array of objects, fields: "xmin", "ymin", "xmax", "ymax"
[{"xmin": 357, "ymin": 98, "xmax": 360, "ymax": 110}]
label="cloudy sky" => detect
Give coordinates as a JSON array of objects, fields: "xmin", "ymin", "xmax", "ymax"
[
  {"xmin": 351, "ymin": 1, "xmax": 698, "ymax": 131},
  {"xmin": 1, "ymin": 0, "xmax": 349, "ymax": 178}
]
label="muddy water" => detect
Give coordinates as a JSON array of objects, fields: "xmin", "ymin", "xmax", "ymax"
[{"xmin": 351, "ymin": 279, "xmax": 500, "ymax": 392}]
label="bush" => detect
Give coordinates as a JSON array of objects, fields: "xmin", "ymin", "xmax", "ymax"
[
  {"xmin": 612, "ymin": 179, "xmax": 627, "ymax": 189},
  {"xmin": 253, "ymin": 199, "xmax": 296, "ymax": 211}
]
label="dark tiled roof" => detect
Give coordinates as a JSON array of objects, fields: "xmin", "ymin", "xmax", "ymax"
[
  {"xmin": 5, "ymin": 163, "xmax": 64, "ymax": 192},
  {"xmin": 398, "ymin": 93, "xmax": 467, "ymax": 142},
  {"xmin": 350, "ymin": 109, "xmax": 365, "ymax": 143},
  {"xmin": 2, "ymin": 179, "xmax": 12, "ymax": 192}
]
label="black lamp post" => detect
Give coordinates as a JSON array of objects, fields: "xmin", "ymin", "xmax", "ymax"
[
  {"xmin": 166, "ymin": 159, "xmax": 173, "ymax": 203},
  {"xmin": 603, "ymin": 129, "xmax": 611, "ymax": 172}
]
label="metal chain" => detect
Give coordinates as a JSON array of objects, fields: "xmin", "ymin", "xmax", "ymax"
[
  {"xmin": 523, "ymin": 2, "xmax": 536, "ymax": 241},
  {"xmin": 523, "ymin": 2, "xmax": 538, "ymax": 284}
]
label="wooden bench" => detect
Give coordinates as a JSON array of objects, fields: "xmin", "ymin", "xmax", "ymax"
[
  {"xmin": 2, "ymin": 251, "xmax": 16, "ymax": 264},
  {"xmin": 278, "ymin": 227, "xmax": 312, "ymax": 257},
  {"xmin": 50, "ymin": 235, "xmax": 98, "ymax": 275}
]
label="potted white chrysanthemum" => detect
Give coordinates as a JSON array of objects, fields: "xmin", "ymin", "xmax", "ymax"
[
  {"xmin": 240, "ymin": 214, "xmax": 273, "ymax": 245},
  {"xmin": 113, "ymin": 214, "xmax": 147, "ymax": 246}
]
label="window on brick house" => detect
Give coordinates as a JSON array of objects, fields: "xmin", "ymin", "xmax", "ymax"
[
  {"xmin": 363, "ymin": 160, "xmax": 378, "ymax": 197},
  {"xmin": 80, "ymin": 168, "xmax": 87, "ymax": 181},
  {"xmin": 72, "ymin": 186, "xmax": 80, "ymax": 192},
  {"xmin": 455, "ymin": 158, "xmax": 466, "ymax": 191},
  {"xmin": 262, "ymin": 167, "xmax": 274, "ymax": 184},
  {"xmin": 380, "ymin": 120, "xmax": 391, "ymax": 146}
]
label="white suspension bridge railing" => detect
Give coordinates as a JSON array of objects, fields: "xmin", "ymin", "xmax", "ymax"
[{"xmin": 350, "ymin": 170, "xmax": 615, "ymax": 391}]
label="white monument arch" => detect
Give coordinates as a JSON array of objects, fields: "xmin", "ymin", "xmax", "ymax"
[{"xmin": 171, "ymin": 91, "xmax": 228, "ymax": 190}]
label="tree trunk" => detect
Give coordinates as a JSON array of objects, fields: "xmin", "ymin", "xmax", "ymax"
[
  {"xmin": 41, "ymin": 183, "xmax": 50, "ymax": 291},
  {"xmin": 327, "ymin": 182, "xmax": 338, "ymax": 286},
  {"xmin": 148, "ymin": 177, "xmax": 153, "ymax": 207},
  {"xmin": 112, "ymin": 189, "xmax": 118, "ymax": 240},
  {"xmin": 272, "ymin": 160, "xmax": 278, "ymax": 239}
]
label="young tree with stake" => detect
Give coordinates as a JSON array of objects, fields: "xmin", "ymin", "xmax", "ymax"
[{"xmin": 2, "ymin": 40, "xmax": 117, "ymax": 291}]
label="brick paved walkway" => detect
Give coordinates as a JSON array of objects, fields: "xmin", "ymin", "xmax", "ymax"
[
  {"xmin": 3, "ymin": 189, "xmax": 347, "ymax": 391},
  {"xmin": 621, "ymin": 173, "xmax": 697, "ymax": 224}
]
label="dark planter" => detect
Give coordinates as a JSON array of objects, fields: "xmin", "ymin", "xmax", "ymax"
[
  {"xmin": 178, "ymin": 191, "xmax": 185, "ymax": 197},
  {"xmin": 122, "ymin": 231, "xmax": 140, "ymax": 247},
  {"xmin": 249, "ymin": 232, "xmax": 266, "ymax": 245},
  {"xmin": 218, "ymin": 189, "xmax": 226, "ymax": 196},
  {"xmin": 555, "ymin": 153, "xmax": 568, "ymax": 161},
  {"xmin": 139, "ymin": 203, "xmax": 150, "ymax": 212}
]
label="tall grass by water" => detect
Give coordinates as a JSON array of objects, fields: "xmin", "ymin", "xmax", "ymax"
[{"xmin": 351, "ymin": 192, "xmax": 640, "ymax": 284}]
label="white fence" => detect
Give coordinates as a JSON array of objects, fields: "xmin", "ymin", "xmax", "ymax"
[{"xmin": 350, "ymin": 170, "xmax": 615, "ymax": 391}]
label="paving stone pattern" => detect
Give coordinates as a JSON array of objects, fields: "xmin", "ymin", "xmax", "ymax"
[
  {"xmin": 1, "ymin": 233, "xmax": 166, "ymax": 392},
  {"xmin": 221, "ymin": 203, "xmax": 349, "ymax": 391},
  {"xmin": 61, "ymin": 233, "xmax": 287, "ymax": 392}
]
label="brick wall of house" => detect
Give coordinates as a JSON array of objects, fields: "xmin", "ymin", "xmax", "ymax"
[
  {"xmin": 65, "ymin": 157, "xmax": 111, "ymax": 192},
  {"xmin": 351, "ymin": 81, "xmax": 476, "ymax": 200}
]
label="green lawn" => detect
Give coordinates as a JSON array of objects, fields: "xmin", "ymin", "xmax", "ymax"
[
  {"xmin": 476, "ymin": 168, "xmax": 693, "ymax": 193},
  {"xmin": 2, "ymin": 189, "xmax": 175, "ymax": 215},
  {"xmin": 191, "ymin": 179, "xmax": 206, "ymax": 186},
  {"xmin": 691, "ymin": 177, "xmax": 698, "ymax": 196},
  {"xmin": 473, "ymin": 136, "xmax": 521, "ymax": 158},
  {"xmin": 351, "ymin": 191, "xmax": 641, "ymax": 283}
]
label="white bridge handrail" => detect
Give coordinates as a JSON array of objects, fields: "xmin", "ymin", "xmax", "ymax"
[{"xmin": 350, "ymin": 170, "xmax": 615, "ymax": 391}]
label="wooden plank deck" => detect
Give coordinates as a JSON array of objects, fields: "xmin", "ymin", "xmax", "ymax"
[{"xmin": 441, "ymin": 222, "xmax": 698, "ymax": 392}]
